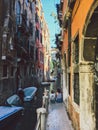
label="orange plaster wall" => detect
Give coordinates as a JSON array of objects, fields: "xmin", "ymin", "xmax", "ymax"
[
  {"xmin": 72, "ymin": 0, "xmax": 94, "ymax": 38},
  {"xmin": 62, "ymin": 30, "xmax": 68, "ymax": 53},
  {"xmin": 61, "ymin": 0, "xmax": 68, "ymax": 55},
  {"xmin": 63, "ymin": 0, "xmax": 68, "ymax": 16},
  {"xmin": 66, "ymin": 1, "xmax": 94, "ymax": 130},
  {"xmin": 68, "ymin": 97, "xmax": 80, "ymax": 130}
]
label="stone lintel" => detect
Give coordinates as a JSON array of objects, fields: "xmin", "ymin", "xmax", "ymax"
[
  {"xmin": 82, "ymin": 35, "xmax": 97, "ymax": 40},
  {"xmin": 79, "ymin": 62, "xmax": 94, "ymax": 73}
]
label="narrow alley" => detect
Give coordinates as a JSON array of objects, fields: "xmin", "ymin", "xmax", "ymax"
[
  {"xmin": 46, "ymin": 103, "xmax": 74, "ymax": 130},
  {"xmin": 1, "ymin": 0, "xmax": 98, "ymax": 130}
]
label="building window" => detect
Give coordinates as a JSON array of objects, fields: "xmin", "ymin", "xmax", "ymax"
[
  {"xmin": 74, "ymin": 35, "xmax": 79, "ymax": 64},
  {"xmin": 40, "ymin": 33, "xmax": 42, "ymax": 44},
  {"xmin": 2, "ymin": 65, "xmax": 7, "ymax": 77},
  {"xmin": 83, "ymin": 39, "xmax": 96, "ymax": 61},
  {"xmin": 68, "ymin": 73, "xmax": 70, "ymax": 95},
  {"xmin": 36, "ymin": 48, "xmax": 38, "ymax": 61},
  {"xmin": 24, "ymin": 66, "xmax": 26, "ymax": 76},
  {"xmin": 40, "ymin": 51, "xmax": 43, "ymax": 63},
  {"xmin": 29, "ymin": 22, "xmax": 33, "ymax": 35},
  {"xmin": 36, "ymin": 28, "xmax": 39, "ymax": 40},
  {"xmin": 25, "ymin": 0, "xmax": 28, "ymax": 6},
  {"xmin": 68, "ymin": 17, "xmax": 71, "ymax": 67},
  {"xmin": 15, "ymin": 1, "xmax": 21, "ymax": 25},
  {"xmin": 30, "ymin": 46, "xmax": 34, "ymax": 59},
  {"xmin": 68, "ymin": 48, "xmax": 71, "ymax": 66},
  {"xmin": 74, "ymin": 73, "xmax": 80, "ymax": 105},
  {"xmin": 35, "ymin": 13, "xmax": 39, "ymax": 23},
  {"xmin": 11, "ymin": 67, "xmax": 14, "ymax": 76}
]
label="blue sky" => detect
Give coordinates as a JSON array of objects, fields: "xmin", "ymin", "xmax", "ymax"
[{"xmin": 41, "ymin": 0, "xmax": 60, "ymax": 47}]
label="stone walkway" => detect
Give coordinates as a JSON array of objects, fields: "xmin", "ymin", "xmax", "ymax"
[{"xmin": 46, "ymin": 103, "xmax": 74, "ymax": 130}]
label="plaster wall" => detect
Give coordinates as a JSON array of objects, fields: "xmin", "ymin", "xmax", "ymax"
[
  {"xmin": 69, "ymin": 0, "xmax": 96, "ymax": 129},
  {"xmin": 61, "ymin": 57, "xmax": 68, "ymax": 106},
  {"xmin": 71, "ymin": 0, "xmax": 94, "ymax": 37},
  {"xmin": 80, "ymin": 63, "xmax": 95, "ymax": 130}
]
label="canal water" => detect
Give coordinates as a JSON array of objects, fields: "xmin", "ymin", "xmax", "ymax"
[
  {"xmin": 1, "ymin": 101, "xmax": 37, "ymax": 130},
  {"xmin": 1, "ymin": 88, "xmax": 43, "ymax": 130},
  {"xmin": 1, "ymin": 79, "xmax": 61, "ymax": 130}
]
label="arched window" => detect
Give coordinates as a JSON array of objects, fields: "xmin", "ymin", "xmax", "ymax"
[
  {"xmin": 15, "ymin": 1, "xmax": 21, "ymax": 25},
  {"xmin": 25, "ymin": 0, "xmax": 28, "ymax": 6}
]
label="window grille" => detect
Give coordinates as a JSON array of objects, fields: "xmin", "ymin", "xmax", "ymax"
[
  {"xmin": 68, "ymin": 73, "xmax": 70, "ymax": 95},
  {"xmin": 68, "ymin": 48, "xmax": 71, "ymax": 66},
  {"xmin": 74, "ymin": 73, "xmax": 80, "ymax": 105},
  {"xmin": 74, "ymin": 35, "xmax": 79, "ymax": 64},
  {"xmin": 83, "ymin": 39, "xmax": 96, "ymax": 61},
  {"xmin": 68, "ymin": 18, "xmax": 71, "ymax": 66}
]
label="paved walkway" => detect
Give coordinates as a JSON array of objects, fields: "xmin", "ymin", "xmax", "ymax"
[{"xmin": 46, "ymin": 103, "xmax": 74, "ymax": 130}]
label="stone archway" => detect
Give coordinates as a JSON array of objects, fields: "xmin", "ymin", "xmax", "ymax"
[{"xmin": 82, "ymin": 1, "xmax": 98, "ymax": 129}]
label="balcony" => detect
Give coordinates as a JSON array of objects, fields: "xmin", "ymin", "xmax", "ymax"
[
  {"xmin": 59, "ymin": 11, "xmax": 63, "ymax": 20},
  {"xmin": 56, "ymin": 4, "xmax": 63, "ymax": 27}
]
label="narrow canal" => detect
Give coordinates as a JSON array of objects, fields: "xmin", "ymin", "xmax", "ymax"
[
  {"xmin": 1, "ymin": 78, "xmax": 60, "ymax": 130},
  {"xmin": 1, "ymin": 101, "xmax": 37, "ymax": 130},
  {"xmin": 1, "ymin": 88, "xmax": 43, "ymax": 130}
]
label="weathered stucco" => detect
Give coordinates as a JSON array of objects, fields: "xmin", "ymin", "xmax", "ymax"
[
  {"xmin": 80, "ymin": 63, "xmax": 95, "ymax": 130},
  {"xmin": 61, "ymin": 0, "xmax": 98, "ymax": 130}
]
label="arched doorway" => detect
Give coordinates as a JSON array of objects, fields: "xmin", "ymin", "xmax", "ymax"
[{"xmin": 83, "ymin": 2, "xmax": 98, "ymax": 129}]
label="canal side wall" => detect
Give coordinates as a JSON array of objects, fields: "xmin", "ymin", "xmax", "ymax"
[{"xmin": 61, "ymin": 0, "xmax": 96, "ymax": 130}]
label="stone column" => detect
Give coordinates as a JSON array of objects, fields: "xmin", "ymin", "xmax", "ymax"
[
  {"xmin": 42, "ymin": 95, "xmax": 49, "ymax": 113},
  {"xmin": 36, "ymin": 108, "xmax": 46, "ymax": 130},
  {"xmin": 45, "ymin": 96, "xmax": 49, "ymax": 113}
]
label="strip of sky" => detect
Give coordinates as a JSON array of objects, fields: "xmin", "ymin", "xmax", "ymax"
[{"xmin": 41, "ymin": 0, "xmax": 60, "ymax": 47}]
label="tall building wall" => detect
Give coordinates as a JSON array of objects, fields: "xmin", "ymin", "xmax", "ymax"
[{"xmin": 59, "ymin": 0, "xmax": 98, "ymax": 130}]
